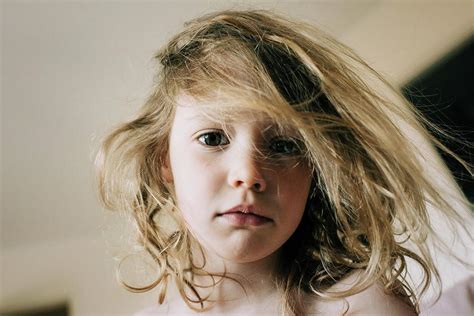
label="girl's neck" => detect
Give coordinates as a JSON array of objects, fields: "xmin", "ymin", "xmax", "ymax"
[{"xmin": 185, "ymin": 248, "xmax": 283, "ymax": 313}]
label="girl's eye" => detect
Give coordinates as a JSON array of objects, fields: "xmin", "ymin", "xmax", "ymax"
[
  {"xmin": 197, "ymin": 132, "xmax": 229, "ymax": 147},
  {"xmin": 269, "ymin": 138, "xmax": 302, "ymax": 155}
]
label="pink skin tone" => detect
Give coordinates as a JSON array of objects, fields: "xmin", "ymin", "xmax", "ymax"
[{"xmin": 161, "ymin": 94, "xmax": 312, "ymax": 267}]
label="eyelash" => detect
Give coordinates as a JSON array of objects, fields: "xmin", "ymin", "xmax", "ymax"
[{"xmin": 196, "ymin": 131, "xmax": 303, "ymax": 156}]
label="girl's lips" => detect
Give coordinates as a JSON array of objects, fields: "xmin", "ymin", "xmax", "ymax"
[
  {"xmin": 217, "ymin": 204, "xmax": 272, "ymax": 226},
  {"xmin": 218, "ymin": 212, "xmax": 271, "ymax": 226}
]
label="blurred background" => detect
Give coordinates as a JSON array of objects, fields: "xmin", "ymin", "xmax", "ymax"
[{"xmin": 1, "ymin": 0, "xmax": 473, "ymax": 315}]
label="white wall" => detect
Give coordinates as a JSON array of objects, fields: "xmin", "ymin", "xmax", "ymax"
[{"xmin": 1, "ymin": 1, "xmax": 472, "ymax": 315}]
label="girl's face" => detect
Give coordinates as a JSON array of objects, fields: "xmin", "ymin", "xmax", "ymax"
[{"xmin": 162, "ymin": 94, "xmax": 312, "ymax": 264}]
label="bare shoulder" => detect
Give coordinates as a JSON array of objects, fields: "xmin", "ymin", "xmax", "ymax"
[
  {"xmin": 310, "ymin": 271, "xmax": 417, "ymax": 316},
  {"xmin": 343, "ymin": 281, "xmax": 416, "ymax": 315}
]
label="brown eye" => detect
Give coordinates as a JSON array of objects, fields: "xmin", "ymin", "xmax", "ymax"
[
  {"xmin": 197, "ymin": 132, "xmax": 229, "ymax": 147},
  {"xmin": 269, "ymin": 138, "xmax": 301, "ymax": 155}
]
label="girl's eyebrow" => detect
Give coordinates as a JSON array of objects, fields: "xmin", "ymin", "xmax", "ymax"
[
  {"xmin": 184, "ymin": 111, "xmax": 297, "ymax": 136},
  {"xmin": 185, "ymin": 111, "xmax": 228, "ymax": 124},
  {"xmin": 262, "ymin": 125, "xmax": 272, "ymax": 133},
  {"xmin": 185, "ymin": 112, "xmax": 210, "ymax": 121},
  {"xmin": 183, "ymin": 114, "xmax": 221, "ymax": 126},
  {"xmin": 262, "ymin": 123, "xmax": 299, "ymax": 137}
]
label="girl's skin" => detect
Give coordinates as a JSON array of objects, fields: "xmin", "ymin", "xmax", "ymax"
[
  {"xmin": 161, "ymin": 94, "xmax": 312, "ymax": 264},
  {"xmin": 152, "ymin": 94, "xmax": 417, "ymax": 315}
]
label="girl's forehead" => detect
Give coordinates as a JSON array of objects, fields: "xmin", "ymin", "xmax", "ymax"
[{"xmin": 174, "ymin": 93, "xmax": 282, "ymax": 126}]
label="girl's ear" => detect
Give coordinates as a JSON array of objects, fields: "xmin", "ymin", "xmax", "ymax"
[{"xmin": 161, "ymin": 155, "xmax": 174, "ymax": 183}]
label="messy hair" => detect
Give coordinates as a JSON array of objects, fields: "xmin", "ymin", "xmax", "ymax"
[{"xmin": 96, "ymin": 9, "xmax": 472, "ymax": 315}]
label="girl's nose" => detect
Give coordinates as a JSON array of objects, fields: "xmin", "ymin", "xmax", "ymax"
[{"xmin": 227, "ymin": 149, "xmax": 267, "ymax": 193}]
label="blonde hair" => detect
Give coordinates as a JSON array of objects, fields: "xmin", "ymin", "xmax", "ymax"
[{"xmin": 96, "ymin": 9, "xmax": 472, "ymax": 315}]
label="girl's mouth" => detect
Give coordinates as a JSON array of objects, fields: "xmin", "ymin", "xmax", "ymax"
[
  {"xmin": 217, "ymin": 204, "xmax": 272, "ymax": 226},
  {"xmin": 217, "ymin": 212, "xmax": 272, "ymax": 226}
]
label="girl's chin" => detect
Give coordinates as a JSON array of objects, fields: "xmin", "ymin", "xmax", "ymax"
[
  {"xmin": 203, "ymin": 245, "xmax": 281, "ymax": 266},
  {"xmin": 192, "ymin": 230, "xmax": 283, "ymax": 266}
]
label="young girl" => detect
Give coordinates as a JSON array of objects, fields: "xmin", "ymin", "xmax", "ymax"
[{"xmin": 96, "ymin": 10, "xmax": 472, "ymax": 315}]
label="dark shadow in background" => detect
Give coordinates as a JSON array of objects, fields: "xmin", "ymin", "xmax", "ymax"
[
  {"xmin": 0, "ymin": 303, "xmax": 68, "ymax": 316},
  {"xmin": 403, "ymin": 35, "xmax": 474, "ymax": 203}
]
